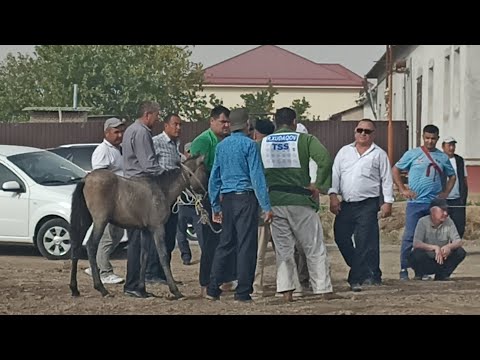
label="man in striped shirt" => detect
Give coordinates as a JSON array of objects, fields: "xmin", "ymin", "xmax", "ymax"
[{"xmin": 145, "ymin": 113, "xmax": 183, "ymax": 284}]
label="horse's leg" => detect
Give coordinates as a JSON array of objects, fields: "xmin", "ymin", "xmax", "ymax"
[
  {"xmin": 151, "ymin": 227, "xmax": 183, "ymax": 299},
  {"xmin": 86, "ymin": 221, "xmax": 110, "ymax": 297},
  {"xmin": 138, "ymin": 230, "xmax": 150, "ymax": 294},
  {"xmin": 69, "ymin": 232, "xmax": 84, "ymax": 297}
]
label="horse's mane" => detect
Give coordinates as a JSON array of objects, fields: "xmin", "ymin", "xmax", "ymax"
[
  {"xmin": 156, "ymin": 155, "xmax": 200, "ymax": 188},
  {"xmin": 157, "ymin": 167, "xmax": 182, "ymax": 188}
]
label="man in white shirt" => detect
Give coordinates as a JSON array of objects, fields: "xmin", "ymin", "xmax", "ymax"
[
  {"xmin": 441, "ymin": 136, "xmax": 468, "ymax": 238},
  {"xmin": 328, "ymin": 119, "xmax": 394, "ymax": 292},
  {"xmin": 85, "ymin": 117, "xmax": 126, "ymax": 284}
]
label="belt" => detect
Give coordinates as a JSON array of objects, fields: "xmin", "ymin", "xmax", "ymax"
[{"xmin": 225, "ymin": 190, "xmax": 254, "ymax": 195}]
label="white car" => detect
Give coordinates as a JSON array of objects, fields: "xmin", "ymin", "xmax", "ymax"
[{"xmin": 0, "ymin": 145, "xmax": 87, "ymax": 260}]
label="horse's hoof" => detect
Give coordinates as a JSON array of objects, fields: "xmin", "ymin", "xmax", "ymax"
[
  {"xmin": 103, "ymin": 293, "xmax": 114, "ymax": 298},
  {"xmin": 166, "ymin": 293, "xmax": 184, "ymax": 300},
  {"xmin": 71, "ymin": 291, "xmax": 80, "ymax": 297}
]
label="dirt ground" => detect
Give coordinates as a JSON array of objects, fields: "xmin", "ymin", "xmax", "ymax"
[{"xmin": 2, "ymin": 234, "xmax": 480, "ymax": 315}]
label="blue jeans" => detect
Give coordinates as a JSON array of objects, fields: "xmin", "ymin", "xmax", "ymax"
[{"xmin": 400, "ymin": 202, "xmax": 430, "ymax": 269}]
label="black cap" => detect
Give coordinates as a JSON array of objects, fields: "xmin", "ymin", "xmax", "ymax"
[{"xmin": 429, "ymin": 198, "xmax": 448, "ymax": 210}]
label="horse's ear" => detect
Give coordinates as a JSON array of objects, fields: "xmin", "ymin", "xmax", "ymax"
[{"xmin": 195, "ymin": 154, "xmax": 205, "ymax": 167}]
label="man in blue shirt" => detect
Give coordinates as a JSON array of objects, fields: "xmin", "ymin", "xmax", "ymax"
[
  {"xmin": 206, "ymin": 108, "xmax": 273, "ymax": 302},
  {"xmin": 392, "ymin": 124, "xmax": 456, "ymax": 280}
]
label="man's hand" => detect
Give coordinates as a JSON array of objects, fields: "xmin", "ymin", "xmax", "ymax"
[
  {"xmin": 437, "ymin": 192, "xmax": 448, "ymax": 199},
  {"xmin": 212, "ymin": 212, "xmax": 223, "ymax": 224},
  {"xmin": 380, "ymin": 203, "xmax": 392, "ymax": 218},
  {"xmin": 263, "ymin": 211, "xmax": 273, "ymax": 224},
  {"xmin": 401, "ymin": 188, "xmax": 417, "ymax": 200},
  {"xmin": 329, "ymin": 194, "xmax": 341, "ymax": 215},
  {"xmin": 307, "ymin": 184, "xmax": 320, "ymax": 204},
  {"xmin": 441, "ymin": 245, "xmax": 452, "ymax": 259},
  {"xmin": 434, "ymin": 245, "xmax": 444, "ymax": 265}
]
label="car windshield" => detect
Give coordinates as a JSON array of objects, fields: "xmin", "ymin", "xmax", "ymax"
[{"xmin": 8, "ymin": 151, "xmax": 86, "ymax": 186}]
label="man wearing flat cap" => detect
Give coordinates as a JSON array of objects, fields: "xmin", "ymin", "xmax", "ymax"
[
  {"xmin": 408, "ymin": 198, "xmax": 466, "ymax": 281},
  {"xmin": 85, "ymin": 117, "xmax": 127, "ymax": 285},
  {"xmin": 442, "ymin": 136, "xmax": 468, "ymax": 238}
]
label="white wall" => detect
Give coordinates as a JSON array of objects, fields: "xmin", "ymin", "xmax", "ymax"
[
  {"xmin": 373, "ymin": 45, "xmax": 480, "ymax": 163},
  {"xmin": 200, "ymin": 86, "xmax": 361, "ymax": 120}
]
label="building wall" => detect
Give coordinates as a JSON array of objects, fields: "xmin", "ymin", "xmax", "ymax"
[
  {"xmin": 340, "ymin": 107, "xmax": 364, "ymax": 121},
  {"xmin": 200, "ymin": 86, "xmax": 361, "ymax": 120},
  {"xmin": 373, "ymin": 46, "xmax": 475, "ymax": 156},
  {"xmin": 372, "ymin": 45, "xmax": 480, "ymax": 192}
]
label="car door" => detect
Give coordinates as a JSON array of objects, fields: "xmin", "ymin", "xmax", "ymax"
[{"xmin": 0, "ymin": 162, "xmax": 30, "ymax": 239}]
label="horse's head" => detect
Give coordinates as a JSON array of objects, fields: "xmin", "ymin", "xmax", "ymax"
[{"xmin": 181, "ymin": 155, "xmax": 207, "ymax": 195}]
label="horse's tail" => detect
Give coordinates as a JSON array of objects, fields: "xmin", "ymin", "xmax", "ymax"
[{"xmin": 70, "ymin": 180, "xmax": 92, "ymax": 258}]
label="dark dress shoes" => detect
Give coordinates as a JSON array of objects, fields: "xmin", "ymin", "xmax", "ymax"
[{"xmin": 124, "ymin": 289, "xmax": 156, "ymax": 298}]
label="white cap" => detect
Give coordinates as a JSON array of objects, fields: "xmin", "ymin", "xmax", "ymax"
[
  {"xmin": 442, "ymin": 136, "xmax": 457, "ymax": 144},
  {"xmin": 296, "ymin": 123, "xmax": 308, "ymax": 134}
]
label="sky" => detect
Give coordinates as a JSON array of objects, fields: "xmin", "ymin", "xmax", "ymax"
[{"xmin": 0, "ymin": 45, "xmax": 385, "ymax": 76}]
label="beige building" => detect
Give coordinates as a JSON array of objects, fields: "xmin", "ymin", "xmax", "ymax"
[{"xmin": 201, "ymin": 45, "xmax": 364, "ymax": 120}]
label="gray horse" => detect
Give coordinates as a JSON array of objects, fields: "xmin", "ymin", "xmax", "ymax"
[{"xmin": 69, "ymin": 155, "xmax": 207, "ymax": 299}]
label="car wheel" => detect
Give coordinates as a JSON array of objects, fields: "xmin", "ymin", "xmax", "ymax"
[
  {"xmin": 36, "ymin": 218, "xmax": 71, "ymax": 260},
  {"xmin": 186, "ymin": 223, "xmax": 197, "ymax": 241}
]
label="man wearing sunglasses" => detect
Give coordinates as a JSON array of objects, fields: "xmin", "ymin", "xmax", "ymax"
[{"xmin": 329, "ymin": 119, "xmax": 394, "ymax": 292}]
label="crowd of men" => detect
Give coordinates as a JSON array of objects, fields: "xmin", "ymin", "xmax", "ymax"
[{"xmin": 84, "ymin": 100, "xmax": 469, "ymax": 302}]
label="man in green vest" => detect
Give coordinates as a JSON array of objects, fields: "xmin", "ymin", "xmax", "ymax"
[{"xmin": 260, "ymin": 107, "xmax": 336, "ymax": 302}]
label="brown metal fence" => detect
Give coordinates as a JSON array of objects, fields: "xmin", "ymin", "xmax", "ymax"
[{"xmin": 0, "ymin": 120, "xmax": 408, "ymax": 163}]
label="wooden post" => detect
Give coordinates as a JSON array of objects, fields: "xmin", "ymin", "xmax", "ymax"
[{"xmin": 387, "ymin": 45, "xmax": 394, "ymax": 165}]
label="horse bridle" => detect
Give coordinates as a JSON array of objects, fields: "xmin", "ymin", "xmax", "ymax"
[{"xmin": 176, "ymin": 163, "xmax": 222, "ymax": 234}]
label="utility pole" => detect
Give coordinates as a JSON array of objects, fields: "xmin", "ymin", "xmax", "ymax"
[{"xmin": 386, "ymin": 45, "xmax": 394, "ymax": 165}]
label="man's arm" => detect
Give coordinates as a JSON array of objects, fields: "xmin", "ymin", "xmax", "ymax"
[
  {"xmin": 308, "ymin": 135, "xmax": 332, "ymax": 194},
  {"xmin": 438, "ymin": 175, "xmax": 456, "ymax": 199},
  {"xmin": 190, "ymin": 136, "xmax": 210, "ymax": 157},
  {"xmin": 208, "ymin": 147, "xmax": 223, "ymax": 215},
  {"xmin": 91, "ymin": 145, "xmax": 110, "ymax": 170},
  {"xmin": 379, "ymin": 151, "xmax": 394, "ymax": 218},
  {"xmin": 413, "ymin": 220, "xmax": 433, "ymax": 251},
  {"xmin": 134, "ymin": 130, "xmax": 162, "ymax": 175},
  {"xmin": 248, "ymin": 141, "xmax": 272, "ymax": 213},
  {"xmin": 414, "ymin": 219, "xmax": 444, "ymax": 264},
  {"xmin": 327, "ymin": 148, "xmax": 342, "ymax": 215}
]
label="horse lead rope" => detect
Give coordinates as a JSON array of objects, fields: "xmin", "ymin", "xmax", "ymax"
[{"xmin": 173, "ymin": 164, "xmax": 222, "ymax": 234}]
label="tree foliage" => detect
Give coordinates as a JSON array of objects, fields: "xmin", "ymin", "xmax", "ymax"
[
  {"xmin": 0, "ymin": 45, "xmax": 211, "ymax": 122},
  {"xmin": 238, "ymin": 84, "xmax": 278, "ymax": 120},
  {"xmin": 290, "ymin": 97, "xmax": 311, "ymax": 121}
]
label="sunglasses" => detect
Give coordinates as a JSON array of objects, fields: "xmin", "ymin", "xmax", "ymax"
[{"xmin": 356, "ymin": 128, "xmax": 375, "ymax": 135}]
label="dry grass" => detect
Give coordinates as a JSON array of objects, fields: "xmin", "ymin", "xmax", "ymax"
[{"xmin": 319, "ymin": 196, "xmax": 480, "ymax": 244}]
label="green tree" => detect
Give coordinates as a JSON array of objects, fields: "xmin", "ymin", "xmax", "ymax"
[
  {"xmin": 291, "ymin": 97, "xmax": 311, "ymax": 121},
  {"xmin": 239, "ymin": 84, "xmax": 278, "ymax": 120},
  {"xmin": 0, "ymin": 45, "xmax": 210, "ymax": 122}
]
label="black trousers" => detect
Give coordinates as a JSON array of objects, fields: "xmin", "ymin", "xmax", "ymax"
[
  {"xmin": 176, "ymin": 205, "xmax": 204, "ymax": 262},
  {"xmin": 198, "ymin": 199, "xmax": 236, "ymax": 287},
  {"xmin": 145, "ymin": 212, "xmax": 178, "ymax": 280},
  {"xmin": 333, "ymin": 197, "xmax": 381, "ymax": 285},
  {"xmin": 207, "ymin": 192, "xmax": 259, "ymax": 300},
  {"xmin": 447, "ymin": 198, "xmax": 466, "ymax": 238},
  {"xmin": 408, "ymin": 247, "xmax": 466, "ymax": 278},
  {"xmin": 124, "ymin": 228, "xmax": 149, "ymax": 292}
]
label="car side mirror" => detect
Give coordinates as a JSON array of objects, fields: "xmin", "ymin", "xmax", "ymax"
[{"xmin": 2, "ymin": 181, "xmax": 24, "ymax": 193}]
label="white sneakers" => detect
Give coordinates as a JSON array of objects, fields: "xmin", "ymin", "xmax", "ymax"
[
  {"xmin": 101, "ymin": 274, "xmax": 125, "ymax": 284},
  {"xmin": 84, "ymin": 268, "xmax": 124, "ymax": 284}
]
